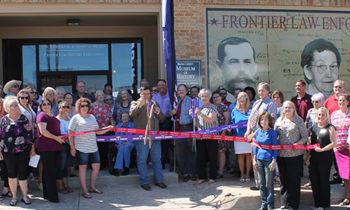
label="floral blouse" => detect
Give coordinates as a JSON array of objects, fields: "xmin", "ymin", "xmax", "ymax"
[
  {"xmin": 330, "ymin": 110, "xmax": 350, "ymax": 151},
  {"xmin": 90, "ymin": 103, "xmax": 113, "ymax": 128},
  {"xmin": 216, "ymin": 103, "xmax": 229, "ymax": 126},
  {"xmin": 0, "ymin": 114, "xmax": 34, "ymax": 153},
  {"xmin": 113, "ymin": 102, "xmax": 132, "ymax": 124}
]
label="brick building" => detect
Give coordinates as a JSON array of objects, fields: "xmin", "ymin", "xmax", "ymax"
[{"xmin": 0, "ymin": 0, "xmax": 348, "ymax": 97}]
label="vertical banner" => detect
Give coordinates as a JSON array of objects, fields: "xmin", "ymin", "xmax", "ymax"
[
  {"xmin": 162, "ymin": 0, "xmax": 177, "ymax": 107},
  {"xmin": 207, "ymin": 9, "xmax": 350, "ymax": 99}
]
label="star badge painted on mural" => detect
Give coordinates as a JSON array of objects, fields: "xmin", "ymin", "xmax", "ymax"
[{"xmin": 210, "ymin": 18, "xmax": 219, "ymax": 26}]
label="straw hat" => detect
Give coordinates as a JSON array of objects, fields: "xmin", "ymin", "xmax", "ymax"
[{"xmin": 3, "ymin": 80, "xmax": 21, "ymax": 94}]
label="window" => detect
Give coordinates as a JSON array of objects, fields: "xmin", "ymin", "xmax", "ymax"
[
  {"xmin": 22, "ymin": 45, "xmax": 37, "ymax": 87},
  {"xmin": 39, "ymin": 43, "xmax": 109, "ymax": 71}
]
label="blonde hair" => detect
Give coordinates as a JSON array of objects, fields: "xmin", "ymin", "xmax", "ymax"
[
  {"xmin": 281, "ymin": 100, "xmax": 299, "ymax": 120},
  {"xmin": 316, "ymin": 107, "xmax": 330, "ymax": 124},
  {"xmin": 42, "ymin": 87, "xmax": 58, "ymax": 106},
  {"xmin": 235, "ymin": 92, "xmax": 250, "ymax": 111},
  {"xmin": 3, "ymin": 96, "xmax": 18, "ymax": 113}
]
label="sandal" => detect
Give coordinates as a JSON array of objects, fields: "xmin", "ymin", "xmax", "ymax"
[
  {"xmin": 245, "ymin": 178, "xmax": 251, "ymax": 182},
  {"xmin": 88, "ymin": 188, "xmax": 103, "ymax": 194},
  {"xmin": 21, "ymin": 197, "xmax": 32, "ymax": 205},
  {"xmin": 194, "ymin": 179, "xmax": 206, "ymax": 186},
  {"xmin": 339, "ymin": 198, "xmax": 350, "ymax": 206},
  {"xmin": 208, "ymin": 179, "xmax": 216, "ymax": 184},
  {"xmin": 239, "ymin": 178, "xmax": 245, "ymax": 183},
  {"xmin": 2, "ymin": 191, "xmax": 10, "ymax": 197},
  {"xmin": 81, "ymin": 192, "xmax": 92, "ymax": 199},
  {"xmin": 10, "ymin": 199, "xmax": 17, "ymax": 206}
]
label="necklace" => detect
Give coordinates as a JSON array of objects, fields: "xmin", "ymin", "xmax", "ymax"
[{"xmin": 259, "ymin": 128, "xmax": 270, "ymax": 138}]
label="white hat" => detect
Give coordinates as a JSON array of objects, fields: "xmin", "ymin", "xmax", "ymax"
[{"xmin": 3, "ymin": 80, "xmax": 21, "ymax": 94}]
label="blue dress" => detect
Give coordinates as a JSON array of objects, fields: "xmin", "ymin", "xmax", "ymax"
[
  {"xmin": 231, "ymin": 108, "xmax": 251, "ymax": 154},
  {"xmin": 114, "ymin": 122, "xmax": 135, "ymax": 170}
]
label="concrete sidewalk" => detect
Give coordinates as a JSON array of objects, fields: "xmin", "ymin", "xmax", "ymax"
[{"xmin": 0, "ymin": 169, "xmax": 348, "ymax": 210}]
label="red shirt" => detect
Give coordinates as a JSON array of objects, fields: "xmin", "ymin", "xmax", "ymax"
[
  {"xmin": 325, "ymin": 94, "xmax": 350, "ymax": 115},
  {"xmin": 291, "ymin": 94, "xmax": 313, "ymax": 121},
  {"xmin": 223, "ymin": 100, "xmax": 231, "ymax": 107}
]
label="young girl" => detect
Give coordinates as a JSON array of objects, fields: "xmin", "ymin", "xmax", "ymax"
[
  {"xmin": 248, "ymin": 111, "xmax": 278, "ymax": 210},
  {"xmin": 114, "ymin": 111, "xmax": 135, "ymax": 176}
]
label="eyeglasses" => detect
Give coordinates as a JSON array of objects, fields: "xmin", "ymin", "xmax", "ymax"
[
  {"xmin": 42, "ymin": 103, "xmax": 51, "ymax": 106},
  {"xmin": 62, "ymin": 106, "xmax": 70, "ymax": 109},
  {"xmin": 20, "ymin": 96, "xmax": 29, "ymax": 100},
  {"xmin": 80, "ymin": 104, "xmax": 89, "ymax": 108},
  {"xmin": 9, "ymin": 104, "xmax": 18, "ymax": 107},
  {"xmin": 152, "ymin": 89, "xmax": 158, "ymax": 93},
  {"xmin": 105, "ymin": 98, "xmax": 113, "ymax": 101},
  {"xmin": 311, "ymin": 64, "xmax": 338, "ymax": 74}
]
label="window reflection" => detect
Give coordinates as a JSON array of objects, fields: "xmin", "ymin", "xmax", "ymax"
[
  {"xmin": 112, "ymin": 43, "xmax": 141, "ymax": 94},
  {"xmin": 22, "ymin": 45, "xmax": 37, "ymax": 87},
  {"xmin": 39, "ymin": 43, "xmax": 109, "ymax": 71}
]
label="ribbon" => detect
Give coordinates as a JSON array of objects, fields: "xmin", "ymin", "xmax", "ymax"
[
  {"xmin": 190, "ymin": 98, "xmax": 199, "ymax": 118},
  {"xmin": 65, "ymin": 123, "xmax": 318, "ymax": 150}
]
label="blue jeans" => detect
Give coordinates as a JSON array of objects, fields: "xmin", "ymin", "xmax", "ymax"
[
  {"xmin": 57, "ymin": 143, "xmax": 70, "ymax": 179},
  {"xmin": 114, "ymin": 143, "xmax": 135, "ymax": 170},
  {"xmin": 135, "ymin": 140, "xmax": 163, "ymax": 185},
  {"xmin": 257, "ymin": 159, "xmax": 275, "ymax": 209},
  {"xmin": 76, "ymin": 150, "xmax": 100, "ymax": 165}
]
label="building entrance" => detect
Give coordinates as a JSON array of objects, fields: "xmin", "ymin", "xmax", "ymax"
[{"xmin": 3, "ymin": 38, "xmax": 143, "ymax": 95}]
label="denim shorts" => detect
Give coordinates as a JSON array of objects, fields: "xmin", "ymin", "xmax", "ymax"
[{"xmin": 76, "ymin": 150, "xmax": 100, "ymax": 165}]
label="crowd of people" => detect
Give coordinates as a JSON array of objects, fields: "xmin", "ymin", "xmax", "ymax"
[{"xmin": 0, "ymin": 78, "xmax": 349, "ymax": 210}]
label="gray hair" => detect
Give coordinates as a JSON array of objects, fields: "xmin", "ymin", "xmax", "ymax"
[
  {"xmin": 95, "ymin": 90, "xmax": 105, "ymax": 99},
  {"xmin": 198, "ymin": 88, "xmax": 212, "ymax": 98},
  {"xmin": 56, "ymin": 87, "xmax": 66, "ymax": 95},
  {"xmin": 258, "ymin": 82, "xmax": 270, "ymax": 92},
  {"xmin": 116, "ymin": 89, "xmax": 132, "ymax": 103},
  {"xmin": 311, "ymin": 92, "xmax": 325, "ymax": 104},
  {"xmin": 3, "ymin": 96, "xmax": 18, "ymax": 113}
]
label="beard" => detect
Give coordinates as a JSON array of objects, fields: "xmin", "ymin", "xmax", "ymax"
[{"xmin": 224, "ymin": 78, "xmax": 256, "ymax": 91}]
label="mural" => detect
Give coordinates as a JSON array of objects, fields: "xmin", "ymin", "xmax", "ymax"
[{"xmin": 207, "ymin": 9, "xmax": 350, "ymax": 99}]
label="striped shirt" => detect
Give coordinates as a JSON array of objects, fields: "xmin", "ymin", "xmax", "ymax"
[
  {"xmin": 68, "ymin": 114, "xmax": 99, "ymax": 153},
  {"xmin": 197, "ymin": 104, "xmax": 219, "ymax": 132}
]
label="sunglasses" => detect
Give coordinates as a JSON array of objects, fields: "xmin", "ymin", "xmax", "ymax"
[
  {"xmin": 20, "ymin": 96, "xmax": 29, "ymax": 100},
  {"xmin": 219, "ymin": 92, "xmax": 227, "ymax": 95},
  {"xmin": 42, "ymin": 103, "xmax": 51, "ymax": 106},
  {"xmin": 12, "ymin": 84, "xmax": 19, "ymax": 88},
  {"xmin": 152, "ymin": 89, "xmax": 158, "ymax": 92},
  {"xmin": 80, "ymin": 104, "xmax": 89, "ymax": 108},
  {"xmin": 62, "ymin": 106, "xmax": 70, "ymax": 109}
]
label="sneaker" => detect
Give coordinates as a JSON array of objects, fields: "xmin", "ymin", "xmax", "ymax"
[
  {"xmin": 155, "ymin": 182, "xmax": 167, "ymax": 189},
  {"xmin": 329, "ymin": 178, "xmax": 342, "ymax": 184},
  {"xmin": 121, "ymin": 168, "xmax": 130, "ymax": 176},
  {"xmin": 250, "ymin": 186, "xmax": 260, "ymax": 191},
  {"xmin": 141, "ymin": 184, "xmax": 152, "ymax": 191}
]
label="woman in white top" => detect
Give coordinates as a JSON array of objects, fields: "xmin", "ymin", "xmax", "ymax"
[
  {"xmin": 17, "ymin": 89, "xmax": 36, "ymax": 136},
  {"xmin": 68, "ymin": 98, "xmax": 111, "ymax": 199}
]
